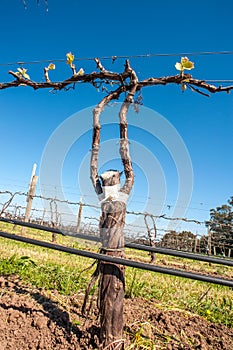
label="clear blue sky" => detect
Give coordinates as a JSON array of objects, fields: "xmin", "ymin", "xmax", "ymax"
[{"xmin": 0, "ymin": 0, "xmax": 233, "ymax": 236}]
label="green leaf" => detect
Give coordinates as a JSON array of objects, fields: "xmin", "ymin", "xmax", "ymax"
[
  {"xmin": 175, "ymin": 62, "xmax": 182, "ymax": 71},
  {"xmin": 66, "ymin": 52, "xmax": 75, "ymax": 66},
  {"xmin": 182, "ymin": 61, "xmax": 194, "ymax": 70},
  {"xmin": 17, "ymin": 67, "xmax": 30, "ymax": 79},
  {"xmin": 48, "ymin": 63, "xmax": 56, "ymax": 70},
  {"xmin": 175, "ymin": 57, "xmax": 194, "ymax": 72},
  {"xmin": 181, "ymin": 57, "xmax": 194, "ymax": 70}
]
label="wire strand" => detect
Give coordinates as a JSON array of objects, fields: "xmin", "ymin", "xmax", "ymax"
[
  {"xmin": 1, "ymin": 190, "xmax": 233, "ymax": 229},
  {"xmin": 1, "ymin": 50, "xmax": 233, "ymax": 67}
]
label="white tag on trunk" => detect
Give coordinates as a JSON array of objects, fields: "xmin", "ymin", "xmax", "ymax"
[{"xmin": 98, "ymin": 184, "xmax": 129, "ymax": 203}]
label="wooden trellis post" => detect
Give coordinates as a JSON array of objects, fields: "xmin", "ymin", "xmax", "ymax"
[
  {"xmin": 22, "ymin": 163, "xmax": 38, "ymax": 233},
  {"xmin": 76, "ymin": 196, "xmax": 83, "ymax": 233},
  {"xmin": 207, "ymin": 223, "xmax": 212, "ymax": 256}
]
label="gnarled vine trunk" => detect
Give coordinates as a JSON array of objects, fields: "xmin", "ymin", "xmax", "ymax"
[
  {"xmin": 98, "ymin": 200, "xmax": 126, "ymax": 349},
  {"xmin": 88, "ymin": 60, "xmax": 137, "ymax": 349}
]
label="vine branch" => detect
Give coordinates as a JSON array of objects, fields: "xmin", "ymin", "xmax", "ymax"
[{"xmin": 0, "ymin": 57, "xmax": 232, "ymax": 99}]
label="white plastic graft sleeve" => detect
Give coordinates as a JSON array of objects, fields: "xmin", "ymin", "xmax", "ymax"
[{"xmin": 98, "ymin": 184, "xmax": 129, "ymax": 203}]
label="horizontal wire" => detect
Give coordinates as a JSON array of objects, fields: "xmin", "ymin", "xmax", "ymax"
[
  {"xmin": 1, "ymin": 190, "xmax": 233, "ymax": 229},
  {"xmin": 205, "ymin": 80, "xmax": 233, "ymax": 83},
  {"xmin": 1, "ymin": 50, "xmax": 233, "ymax": 67}
]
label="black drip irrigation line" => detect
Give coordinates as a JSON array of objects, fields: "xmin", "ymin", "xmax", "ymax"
[
  {"xmin": 128, "ymin": 243, "xmax": 233, "ymax": 267},
  {"xmin": 1, "ymin": 217, "xmax": 233, "ymax": 267},
  {"xmin": 0, "ymin": 230, "xmax": 232, "ymax": 288}
]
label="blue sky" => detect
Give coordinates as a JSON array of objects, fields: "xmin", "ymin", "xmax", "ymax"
[{"xmin": 0, "ymin": 0, "xmax": 233, "ymax": 236}]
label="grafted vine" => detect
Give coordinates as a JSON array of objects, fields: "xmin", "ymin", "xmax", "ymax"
[{"xmin": 1, "ymin": 52, "xmax": 233, "ymax": 349}]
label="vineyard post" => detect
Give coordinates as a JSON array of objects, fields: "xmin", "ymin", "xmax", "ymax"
[
  {"xmin": 207, "ymin": 223, "xmax": 212, "ymax": 255},
  {"xmin": 23, "ymin": 163, "xmax": 38, "ymax": 233},
  {"xmin": 76, "ymin": 196, "xmax": 83, "ymax": 233},
  {"xmin": 40, "ymin": 207, "xmax": 46, "ymax": 225}
]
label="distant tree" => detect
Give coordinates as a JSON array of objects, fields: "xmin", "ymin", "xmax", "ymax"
[
  {"xmin": 208, "ymin": 197, "xmax": 233, "ymax": 256},
  {"xmin": 159, "ymin": 230, "xmax": 196, "ymax": 252}
]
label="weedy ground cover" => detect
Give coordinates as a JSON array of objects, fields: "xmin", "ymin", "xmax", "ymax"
[{"xmin": 0, "ymin": 221, "xmax": 232, "ymax": 328}]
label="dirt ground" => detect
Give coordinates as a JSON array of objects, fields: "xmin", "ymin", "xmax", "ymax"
[{"xmin": 0, "ymin": 274, "xmax": 232, "ymax": 350}]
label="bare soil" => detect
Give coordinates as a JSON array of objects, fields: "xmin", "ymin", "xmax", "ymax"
[{"xmin": 0, "ymin": 275, "xmax": 232, "ymax": 350}]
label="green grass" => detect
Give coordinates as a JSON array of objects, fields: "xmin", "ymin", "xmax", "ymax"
[{"xmin": 0, "ymin": 221, "xmax": 233, "ymax": 328}]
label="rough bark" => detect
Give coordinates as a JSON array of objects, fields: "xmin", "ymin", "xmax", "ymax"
[
  {"xmin": 90, "ymin": 86, "xmax": 125, "ymax": 197},
  {"xmin": 2, "ymin": 67, "xmax": 233, "ymax": 97},
  {"xmin": 88, "ymin": 61, "xmax": 137, "ymax": 349},
  {"xmin": 98, "ymin": 200, "xmax": 126, "ymax": 349}
]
